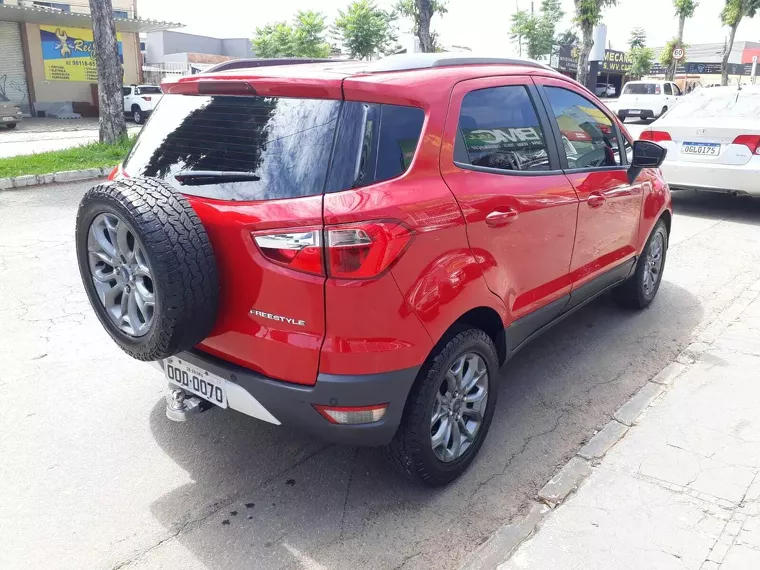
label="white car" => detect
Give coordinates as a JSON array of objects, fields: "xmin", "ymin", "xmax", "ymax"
[
  {"xmin": 595, "ymin": 83, "xmax": 616, "ymax": 98},
  {"xmin": 123, "ymin": 84, "xmax": 163, "ymax": 124},
  {"xmin": 617, "ymin": 80, "xmax": 683, "ymax": 121},
  {"xmin": 639, "ymin": 85, "xmax": 760, "ymax": 196}
]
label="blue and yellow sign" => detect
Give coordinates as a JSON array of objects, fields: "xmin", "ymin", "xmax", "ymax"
[{"xmin": 40, "ymin": 25, "xmax": 123, "ymax": 82}]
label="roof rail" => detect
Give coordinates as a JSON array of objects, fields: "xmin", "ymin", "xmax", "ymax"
[
  {"xmin": 362, "ymin": 53, "xmax": 554, "ymax": 73},
  {"xmin": 204, "ymin": 58, "xmax": 345, "ymax": 74}
]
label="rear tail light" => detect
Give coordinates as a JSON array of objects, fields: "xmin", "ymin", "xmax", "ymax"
[
  {"xmin": 640, "ymin": 130, "xmax": 672, "ymax": 142},
  {"xmin": 254, "ymin": 230, "xmax": 323, "ymax": 276},
  {"xmin": 314, "ymin": 404, "xmax": 388, "ymax": 424},
  {"xmin": 655, "ymin": 85, "xmax": 661, "ymax": 94},
  {"xmin": 253, "ymin": 221, "xmax": 413, "ymax": 280},
  {"xmin": 141, "ymin": 96, "xmax": 152, "ymax": 101},
  {"xmin": 732, "ymin": 135, "xmax": 760, "ymax": 155}
]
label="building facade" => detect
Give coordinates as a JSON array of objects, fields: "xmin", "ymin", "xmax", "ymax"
[{"xmin": 0, "ymin": 0, "xmax": 178, "ymax": 117}]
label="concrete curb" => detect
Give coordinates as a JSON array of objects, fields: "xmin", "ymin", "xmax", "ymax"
[
  {"xmin": 0, "ymin": 167, "xmax": 111, "ymax": 190},
  {"xmin": 458, "ymin": 279, "xmax": 760, "ymax": 570}
]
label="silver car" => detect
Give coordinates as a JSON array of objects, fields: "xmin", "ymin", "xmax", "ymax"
[{"xmin": 0, "ymin": 101, "xmax": 22, "ymax": 129}]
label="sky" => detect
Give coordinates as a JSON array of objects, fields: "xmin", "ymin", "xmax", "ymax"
[{"xmin": 138, "ymin": 0, "xmax": 760, "ymax": 53}]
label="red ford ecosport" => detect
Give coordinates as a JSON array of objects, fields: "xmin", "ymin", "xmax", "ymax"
[{"xmin": 76, "ymin": 54, "xmax": 672, "ymax": 485}]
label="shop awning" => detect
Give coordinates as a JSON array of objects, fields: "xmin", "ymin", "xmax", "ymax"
[{"xmin": 0, "ymin": 4, "xmax": 182, "ymax": 33}]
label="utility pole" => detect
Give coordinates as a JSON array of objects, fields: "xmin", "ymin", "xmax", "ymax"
[{"xmin": 89, "ymin": 0, "xmax": 127, "ymax": 143}]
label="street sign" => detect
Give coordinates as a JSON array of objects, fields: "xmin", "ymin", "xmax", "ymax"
[{"xmin": 672, "ymin": 48, "xmax": 686, "ymax": 60}]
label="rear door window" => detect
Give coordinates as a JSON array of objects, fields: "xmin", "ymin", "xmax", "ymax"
[
  {"xmin": 454, "ymin": 85, "xmax": 551, "ymax": 172},
  {"xmin": 123, "ymin": 94, "xmax": 341, "ymax": 201},
  {"xmin": 664, "ymin": 83, "xmax": 673, "ymax": 95},
  {"xmin": 136, "ymin": 86, "xmax": 162, "ymax": 95}
]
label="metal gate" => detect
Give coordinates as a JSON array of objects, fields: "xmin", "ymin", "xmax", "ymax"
[{"xmin": 0, "ymin": 21, "xmax": 32, "ymax": 115}]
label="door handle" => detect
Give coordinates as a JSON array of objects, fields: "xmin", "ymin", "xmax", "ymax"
[
  {"xmin": 485, "ymin": 208, "xmax": 518, "ymax": 227},
  {"xmin": 587, "ymin": 192, "xmax": 606, "ymax": 208}
]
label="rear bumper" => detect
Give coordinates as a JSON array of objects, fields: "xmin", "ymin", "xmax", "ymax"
[
  {"xmin": 661, "ymin": 160, "xmax": 760, "ymax": 196},
  {"xmin": 158, "ymin": 349, "xmax": 420, "ymax": 446}
]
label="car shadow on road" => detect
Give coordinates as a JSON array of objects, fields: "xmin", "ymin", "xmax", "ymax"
[
  {"xmin": 147, "ymin": 281, "xmax": 703, "ymax": 570},
  {"xmin": 672, "ymin": 191, "xmax": 760, "ymax": 225}
]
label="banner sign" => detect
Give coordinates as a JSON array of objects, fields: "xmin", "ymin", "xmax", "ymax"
[
  {"xmin": 462, "ymin": 127, "xmax": 545, "ymax": 153},
  {"xmin": 649, "ymin": 61, "xmax": 754, "ymax": 76},
  {"xmin": 601, "ymin": 50, "xmax": 632, "ymax": 74},
  {"xmin": 40, "ymin": 25, "xmax": 123, "ymax": 82}
]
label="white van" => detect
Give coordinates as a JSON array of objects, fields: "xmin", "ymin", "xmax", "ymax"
[{"xmin": 616, "ymin": 80, "xmax": 683, "ymax": 121}]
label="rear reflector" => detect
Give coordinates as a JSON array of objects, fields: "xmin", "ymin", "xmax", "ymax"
[
  {"xmin": 314, "ymin": 404, "xmax": 388, "ymax": 425},
  {"xmin": 732, "ymin": 135, "xmax": 760, "ymax": 155},
  {"xmin": 640, "ymin": 130, "xmax": 672, "ymax": 142},
  {"xmin": 253, "ymin": 220, "xmax": 413, "ymax": 280}
]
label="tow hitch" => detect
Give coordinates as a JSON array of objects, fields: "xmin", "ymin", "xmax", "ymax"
[{"xmin": 165, "ymin": 386, "xmax": 213, "ymax": 422}]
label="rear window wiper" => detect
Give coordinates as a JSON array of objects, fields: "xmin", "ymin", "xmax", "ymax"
[{"xmin": 174, "ymin": 170, "xmax": 261, "ymax": 186}]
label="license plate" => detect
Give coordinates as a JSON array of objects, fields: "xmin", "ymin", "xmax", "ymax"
[
  {"xmin": 165, "ymin": 357, "xmax": 227, "ymax": 408},
  {"xmin": 1, "ymin": 116, "xmax": 14, "ymax": 122},
  {"xmin": 628, "ymin": 110, "xmax": 641, "ymax": 115},
  {"xmin": 681, "ymin": 142, "xmax": 720, "ymax": 156}
]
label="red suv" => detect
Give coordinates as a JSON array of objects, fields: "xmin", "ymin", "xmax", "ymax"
[{"xmin": 76, "ymin": 54, "xmax": 671, "ymax": 486}]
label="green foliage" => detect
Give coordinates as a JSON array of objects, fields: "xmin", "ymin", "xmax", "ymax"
[
  {"xmin": 629, "ymin": 47, "xmax": 655, "ymax": 78},
  {"xmin": 251, "ymin": 11, "xmax": 331, "ymax": 58},
  {"xmin": 673, "ymin": 0, "xmax": 698, "ymax": 17},
  {"xmin": 629, "ymin": 27, "xmax": 646, "ymax": 50},
  {"xmin": 556, "ymin": 28, "xmax": 579, "ymax": 46},
  {"xmin": 509, "ymin": 0, "xmax": 565, "ymax": 59},
  {"xmin": 0, "ymin": 136, "xmax": 135, "ymax": 178},
  {"xmin": 721, "ymin": 0, "xmax": 760, "ymax": 26},
  {"xmin": 332, "ymin": 0, "xmax": 397, "ymax": 59},
  {"xmin": 573, "ymin": 0, "xmax": 617, "ymax": 27},
  {"xmin": 659, "ymin": 37, "xmax": 685, "ymax": 66}
]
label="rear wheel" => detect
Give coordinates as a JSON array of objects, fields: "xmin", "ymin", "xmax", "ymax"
[
  {"xmin": 388, "ymin": 328, "xmax": 499, "ymax": 486},
  {"xmin": 659, "ymin": 106, "xmax": 668, "ymax": 118},
  {"xmin": 132, "ymin": 106, "xmax": 144, "ymax": 124},
  {"xmin": 613, "ymin": 219, "xmax": 668, "ymax": 309},
  {"xmin": 6, "ymin": 123, "xmax": 17, "ymax": 129}
]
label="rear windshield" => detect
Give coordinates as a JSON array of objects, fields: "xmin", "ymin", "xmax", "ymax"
[
  {"xmin": 665, "ymin": 89, "xmax": 760, "ymax": 120},
  {"xmin": 623, "ymin": 83, "xmax": 659, "ymax": 95},
  {"xmin": 136, "ymin": 86, "xmax": 162, "ymax": 95},
  {"xmin": 123, "ymin": 94, "xmax": 341, "ymax": 201}
]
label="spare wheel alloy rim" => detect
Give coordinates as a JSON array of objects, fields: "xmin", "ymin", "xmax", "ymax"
[
  {"xmin": 430, "ymin": 352, "xmax": 489, "ymax": 462},
  {"xmin": 87, "ymin": 212, "xmax": 157, "ymax": 337}
]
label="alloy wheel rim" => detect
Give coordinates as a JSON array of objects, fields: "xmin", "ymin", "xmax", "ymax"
[
  {"xmin": 134, "ymin": 111, "xmax": 140, "ymax": 122},
  {"xmin": 430, "ymin": 352, "xmax": 489, "ymax": 463},
  {"xmin": 643, "ymin": 232, "xmax": 664, "ymax": 297},
  {"xmin": 87, "ymin": 213, "xmax": 156, "ymax": 337}
]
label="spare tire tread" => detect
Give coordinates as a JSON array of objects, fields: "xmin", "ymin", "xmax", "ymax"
[{"xmin": 76, "ymin": 177, "xmax": 218, "ymax": 361}]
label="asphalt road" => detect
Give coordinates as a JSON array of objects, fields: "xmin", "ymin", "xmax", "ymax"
[{"xmin": 3, "ymin": 182, "xmax": 760, "ymax": 570}]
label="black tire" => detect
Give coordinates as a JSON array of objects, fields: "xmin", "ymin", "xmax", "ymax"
[
  {"xmin": 659, "ymin": 106, "xmax": 668, "ymax": 118},
  {"xmin": 132, "ymin": 106, "xmax": 144, "ymax": 124},
  {"xmin": 6, "ymin": 122, "xmax": 17, "ymax": 129},
  {"xmin": 75, "ymin": 177, "xmax": 219, "ymax": 361},
  {"xmin": 613, "ymin": 219, "xmax": 668, "ymax": 309},
  {"xmin": 388, "ymin": 328, "xmax": 499, "ymax": 486}
]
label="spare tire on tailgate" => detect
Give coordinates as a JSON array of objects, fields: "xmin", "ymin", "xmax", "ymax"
[{"xmin": 75, "ymin": 177, "xmax": 219, "ymax": 361}]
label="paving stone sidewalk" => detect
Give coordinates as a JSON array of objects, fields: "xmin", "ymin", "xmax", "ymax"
[{"xmin": 498, "ymin": 285, "xmax": 760, "ymax": 570}]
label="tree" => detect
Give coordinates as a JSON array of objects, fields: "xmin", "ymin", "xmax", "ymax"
[
  {"xmin": 660, "ymin": 0, "xmax": 698, "ymax": 80},
  {"xmin": 252, "ymin": 11, "xmax": 330, "ymax": 58},
  {"xmin": 629, "ymin": 27, "xmax": 646, "ymax": 49},
  {"xmin": 395, "ymin": 0, "xmax": 448, "ymax": 53},
  {"xmin": 556, "ymin": 28, "xmax": 579, "ymax": 46},
  {"xmin": 89, "ymin": 0, "xmax": 126, "ymax": 143},
  {"xmin": 332, "ymin": 0, "xmax": 397, "ymax": 59},
  {"xmin": 509, "ymin": 0, "xmax": 564, "ymax": 60},
  {"xmin": 720, "ymin": 0, "xmax": 760, "ymax": 85},
  {"xmin": 628, "ymin": 28, "xmax": 654, "ymax": 79},
  {"xmin": 573, "ymin": 0, "xmax": 617, "ymax": 87}
]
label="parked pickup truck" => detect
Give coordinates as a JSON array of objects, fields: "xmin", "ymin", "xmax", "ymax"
[
  {"xmin": 617, "ymin": 80, "xmax": 683, "ymax": 121},
  {"xmin": 123, "ymin": 84, "xmax": 163, "ymax": 124}
]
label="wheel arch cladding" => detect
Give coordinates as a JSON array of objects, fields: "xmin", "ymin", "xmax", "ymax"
[
  {"xmin": 75, "ymin": 177, "xmax": 219, "ymax": 360},
  {"xmin": 660, "ymin": 209, "xmax": 672, "ymax": 237},
  {"xmin": 443, "ymin": 306, "xmax": 507, "ymax": 366}
]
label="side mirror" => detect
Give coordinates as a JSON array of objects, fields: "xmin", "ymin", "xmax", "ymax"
[{"xmin": 628, "ymin": 140, "xmax": 667, "ymax": 184}]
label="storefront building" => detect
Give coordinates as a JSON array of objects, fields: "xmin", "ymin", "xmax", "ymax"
[
  {"xmin": 0, "ymin": 1, "xmax": 178, "ymax": 117},
  {"xmin": 550, "ymin": 45, "xmax": 632, "ymax": 94}
]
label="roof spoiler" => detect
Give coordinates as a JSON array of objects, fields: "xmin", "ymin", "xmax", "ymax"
[{"xmin": 203, "ymin": 58, "xmax": 347, "ymax": 74}]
